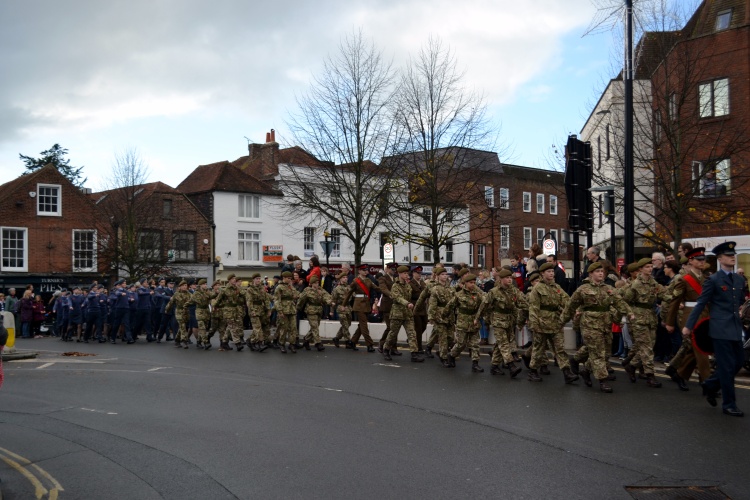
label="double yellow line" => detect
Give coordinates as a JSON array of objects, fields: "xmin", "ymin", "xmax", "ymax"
[{"xmin": 0, "ymin": 446, "xmax": 64, "ymax": 499}]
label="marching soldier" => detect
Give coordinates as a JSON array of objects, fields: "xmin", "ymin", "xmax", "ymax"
[
  {"xmin": 416, "ymin": 269, "xmax": 438, "ymax": 358},
  {"xmin": 563, "ymin": 262, "xmax": 632, "ymax": 392},
  {"xmin": 210, "ymin": 280, "xmax": 231, "ymax": 350},
  {"xmin": 274, "ymin": 271, "xmax": 300, "ymax": 353},
  {"xmin": 445, "ymin": 273, "xmax": 484, "ymax": 372},
  {"xmin": 377, "ymin": 262, "xmax": 401, "ymax": 355},
  {"xmin": 165, "ymin": 280, "xmax": 192, "ymax": 349},
  {"xmin": 190, "ymin": 279, "xmax": 213, "ymax": 350},
  {"xmin": 410, "ymin": 266, "xmax": 428, "ymax": 353},
  {"xmin": 381, "ymin": 266, "xmax": 424, "ymax": 362},
  {"xmin": 330, "ymin": 272, "xmax": 353, "ymax": 348},
  {"xmin": 213, "ymin": 274, "xmax": 247, "ymax": 352},
  {"xmin": 297, "ymin": 275, "xmax": 333, "ymax": 351},
  {"xmin": 526, "ymin": 263, "xmax": 575, "ymax": 383},
  {"xmin": 344, "ymin": 264, "xmax": 377, "ymax": 352},
  {"xmin": 426, "ymin": 267, "xmax": 455, "ymax": 365},
  {"xmin": 245, "ymin": 273, "xmax": 271, "ymax": 352},
  {"xmin": 476, "ymin": 268, "xmax": 526, "ymax": 378}
]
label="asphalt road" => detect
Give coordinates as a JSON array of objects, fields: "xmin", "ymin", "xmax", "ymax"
[{"xmin": 1, "ymin": 338, "xmax": 748, "ymax": 500}]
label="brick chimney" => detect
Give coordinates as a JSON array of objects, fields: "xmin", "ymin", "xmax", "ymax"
[{"xmin": 247, "ymin": 130, "xmax": 280, "ymax": 178}]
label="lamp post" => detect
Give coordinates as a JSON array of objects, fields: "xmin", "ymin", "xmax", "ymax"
[{"xmin": 590, "ymin": 185, "xmax": 617, "ymax": 267}]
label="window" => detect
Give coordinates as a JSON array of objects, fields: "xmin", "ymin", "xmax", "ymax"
[
  {"xmin": 1, "ymin": 227, "xmax": 27, "ymax": 271},
  {"xmin": 138, "ymin": 230, "xmax": 162, "ymax": 260},
  {"xmin": 605, "ymin": 125, "xmax": 610, "ymax": 160},
  {"xmin": 172, "ymin": 231, "xmax": 196, "ymax": 262},
  {"xmin": 523, "ymin": 227, "xmax": 532, "ymax": 250},
  {"xmin": 424, "ymin": 244, "xmax": 432, "ymax": 264},
  {"xmin": 550, "ymin": 229, "xmax": 558, "ymax": 245},
  {"xmin": 238, "ymin": 194, "xmax": 260, "ymax": 219},
  {"xmin": 654, "ymin": 109, "xmax": 662, "ymax": 143},
  {"xmin": 550, "ymin": 195, "xmax": 558, "ymax": 215},
  {"xmin": 500, "ymin": 225, "xmax": 510, "ymax": 249},
  {"xmin": 699, "ymin": 78, "xmax": 729, "ymax": 118},
  {"xmin": 304, "ymin": 227, "xmax": 315, "ymax": 257},
  {"xmin": 716, "ymin": 9, "xmax": 732, "ymax": 31},
  {"xmin": 445, "ymin": 240, "xmax": 454, "ymax": 263},
  {"xmin": 37, "ymin": 184, "xmax": 61, "ymax": 216},
  {"xmin": 484, "ymin": 186, "xmax": 495, "ymax": 207},
  {"xmin": 669, "ymin": 93, "xmax": 678, "ymax": 121},
  {"xmin": 537, "ymin": 228, "xmax": 545, "ymax": 245},
  {"xmin": 693, "ymin": 159, "xmax": 731, "ymax": 197},
  {"xmin": 499, "ymin": 188, "xmax": 509, "ymax": 209},
  {"xmin": 469, "ymin": 244, "xmax": 474, "ymax": 267},
  {"xmin": 162, "ymin": 199, "xmax": 173, "ymax": 218},
  {"xmin": 238, "ymin": 231, "xmax": 261, "ymax": 261},
  {"xmin": 536, "ymin": 194, "xmax": 544, "ymax": 214},
  {"xmin": 330, "ymin": 229, "xmax": 341, "ymax": 258},
  {"xmin": 73, "ymin": 230, "xmax": 97, "ymax": 271},
  {"xmin": 597, "ymin": 136, "xmax": 601, "ymax": 170},
  {"xmin": 523, "ymin": 192, "xmax": 531, "ymax": 213},
  {"xmin": 477, "ymin": 244, "xmax": 485, "ymax": 269}
]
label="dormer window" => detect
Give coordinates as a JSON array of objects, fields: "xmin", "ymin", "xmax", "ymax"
[
  {"xmin": 37, "ymin": 184, "xmax": 61, "ymax": 216},
  {"xmin": 715, "ymin": 9, "xmax": 731, "ymax": 31}
]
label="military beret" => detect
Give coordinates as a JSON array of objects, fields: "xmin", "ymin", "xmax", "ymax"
[
  {"xmin": 178, "ymin": 280, "xmax": 187, "ymax": 287},
  {"xmin": 587, "ymin": 261, "xmax": 603, "ymax": 273},
  {"xmin": 680, "ymin": 257, "xmax": 689, "ymax": 265},
  {"xmin": 114, "ymin": 279, "xmax": 125, "ymax": 286},
  {"xmin": 434, "ymin": 267, "xmax": 447, "ymax": 275},
  {"xmin": 250, "ymin": 273, "xmax": 261, "ymax": 279},
  {"xmin": 198, "ymin": 279, "xmax": 207, "ymax": 285},
  {"xmin": 458, "ymin": 268, "xmax": 469, "ymax": 277},
  {"xmin": 212, "ymin": 280, "xmax": 222, "ymax": 287},
  {"xmin": 527, "ymin": 271, "xmax": 540, "ymax": 282},
  {"xmin": 502, "ymin": 265, "xmax": 512, "ymax": 271},
  {"xmin": 462, "ymin": 273, "xmax": 477, "ymax": 283},
  {"xmin": 635, "ymin": 257, "xmax": 652, "ymax": 269},
  {"xmin": 497, "ymin": 269, "xmax": 512, "ymax": 278},
  {"xmin": 397, "ymin": 265, "xmax": 410, "ymax": 273},
  {"xmin": 627, "ymin": 262, "xmax": 640, "ymax": 273},
  {"xmin": 139, "ymin": 277, "xmax": 148, "ymax": 284},
  {"xmin": 336, "ymin": 272, "xmax": 348, "ymax": 280},
  {"xmin": 281, "ymin": 271, "xmax": 293, "ymax": 278},
  {"xmin": 412, "ymin": 266, "xmax": 423, "ymax": 273},
  {"xmin": 386, "ymin": 262, "xmax": 398, "ymax": 269},
  {"xmin": 309, "ymin": 275, "xmax": 320, "ymax": 284},
  {"xmin": 539, "ymin": 262, "xmax": 555, "ymax": 272},
  {"xmin": 685, "ymin": 247, "xmax": 705, "ymax": 259},
  {"xmin": 226, "ymin": 273, "xmax": 236, "ymax": 281},
  {"xmin": 711, "ymin": 241, "xmax": 736, "ymax": 256}
]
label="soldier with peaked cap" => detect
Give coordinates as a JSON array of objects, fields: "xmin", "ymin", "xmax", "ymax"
[
  {"xmin": 683, "ymin": 241, "xmax": 746, "ymax": 416},
  {"xmin": 213, "ymin": 274, "xmax": 248, "ymax": 352},
  {"xmin": 330, "ymin": 272, "xmax": 353, "ymax": 348},
  {"xmin": 444, "ymin": 273, "xmax": 484, "ymax": 371},
  {"xmin": 297, "ymin": 275, "xmax": 333, "ymax": 351},
  {"xmin": 245, "ymin": 273, "xmax": 271, "ymax": 351},
  {"xmin": 274, "ymin": 271, "xmax": 300, "ymax": 353},
  {"xmin": 381, "ymin": 266, "xmax": 424, "ymax": 362},
  {"xmin": 343, "ymin": 264, "xmax": 377, "ymax": 351}
]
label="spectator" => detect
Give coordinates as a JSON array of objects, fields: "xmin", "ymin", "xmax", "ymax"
[
  {"xmin": 509, "ymin": 255, "xmax": 526, "ymax": 289},
  {"xmin": 546, "ymin": 254, "xmax": 570, "ymax": 294},
  {"xmin": 651, "ymin": 251, "xmax": 670, "ymax": 286},
  {"xmin": 32, "ymin": 295, "xmax": 46, "ymax": 337},
  {"xmin": 526, "ymin": 244, "xmax": 543, "ymax": 273},
  {"xmin": 580, "ymin": 246, "xmax": 602, "ymax": 282},
  {"xmin": 306, "ymin": 255, "xmax": 321, "ymax": 284},
  {"xmin": 19, "ymin": 289, "xmax": 34, "ymax": 339}
]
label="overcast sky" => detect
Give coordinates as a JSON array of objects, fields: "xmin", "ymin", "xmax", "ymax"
[{"xmin": 0, "ymin": 0, "xmax": 617, "ymax": 190}]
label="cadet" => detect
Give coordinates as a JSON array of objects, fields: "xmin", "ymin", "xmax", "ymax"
[
  {"xmin": 330, "ymin": 272, "xmax": 353, "ymax": 348},
  {"xmin": 84, "ymin": 284, "xmax": 106, "ymax": 343},
  {"xmin": 476, "ymin": 269, "xmax": 526, "ymax": 378},
  {"xmin": 245, "ymin": 273, "xmax": 271, "ymax": 352},
  {"xmin": 426, "ymin": 267, "xmax": 456, "ymax": 365},
  {"xmin": 66, "ymin": 286, "xmax": 85, "ymax": 342},
  {"xmin": 444, "ymin": 273, "xmax": 484, "ymax": 371},
  {"xmin": 213, "ymin": 274, "xmax": 247, "ymax": 352},
  {"xmin": 563, "ymin": 262, "xmax": 632, "ymax": 392},
  {"xmin": 297, "ymin": 275, "xmax": 333, "ymax": 351},
  {"xmin": 621, "ymin": 257, "xmax": 668, "ymax": 387},
  {"xmin": 526, "ymin": 263, "xmax": 573, "ymax": 382},
  {"xmin": 410, "ymin": 266, "xmax": 428, "ymax": 353},
  {"xmin": 343, "ymin": 264, "xmax": 377, "ymax": 351},
  {"xmin": 165, "ymin": 280, "xmax": 192, "ymax": 348},
  {"xmin": 190, "ymin": 279, "xmax": 213, "ymax": 350},
  {"xmin": 377, "ymin": 262, "xmax": 401, "ymax": 355},
  {"xmin": 210, "ymin": 280, "xmax": 232, "ymax": 350},
  {"xmin": 416, "ymin": 269, "xmax": 439, "ymax": 358},
  {"xmin": 274, "ymin": 271, "xmax": 300, "ymax": 353},
  {"xmin": 381, "ymin": 265, "xmax": 423, "ymax": 362},
  {"xmin": 134, "ymin": 278, "xmax": 154, "ymax": 342}
]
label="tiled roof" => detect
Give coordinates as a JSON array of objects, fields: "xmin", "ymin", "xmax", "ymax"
[
  {"xmin": 231, "ymin": 146, "xmax": 327, "ymax": 178},
  {"xmin": 177, "ymin": 161, "xmax": 280, "ymax": 196},
  {"xmin": 501, "ymin": 164, "xmax": 564, "ymax": 183},
  {"xmin": 381, "ymin": 146, "xmax": 504, "ymax": 174},
  {"xmin": 93, "ymin": 181, "xmax": 180, "ymax": 199}
]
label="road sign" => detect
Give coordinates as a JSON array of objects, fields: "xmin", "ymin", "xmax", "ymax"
[
  {"xmin": 542, "ymin": 238, "xmax": 556, "ymax": 255},
  {"xmin": 383, "ymin": 243, "xmax": 394, "ymax": 263}
]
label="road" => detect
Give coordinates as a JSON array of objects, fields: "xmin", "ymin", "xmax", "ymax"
[{"xmin": 1, "ymin": 338, "xmax": 748, "ymax": 499}]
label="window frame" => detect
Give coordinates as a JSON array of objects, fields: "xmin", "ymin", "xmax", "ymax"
[
  {"xmin": 499, "ymin": 188, "xmax": 509, "ymax": 209},
  {"xmin": 484, "ymin": 186, "xmax": 495, "ymax": 208},
  {"xmin": 549, "ymin": 195, "xmax": 558, "ymax": 215},
  {"xmin": 715, "ymin": 9, "xmax": 732, "ymax": 31},
  {"xmin": 162, "ymin": 198, "xmax": 173, "ymax": 219},
  {"xmin": 477, "ymin": 244, "xmax": 486, "ymax": 270},
  {"xmin": 137, "ymin": 229, "xmax": 163, "ymax": 261},
  {"xmin": 536, "ymin": 193, "xmax": 545, "ymax": 214},
  {"xmin": 523, "ymin": 227, "xmax": 532, "ymax": 250},
  {"xmin": 445, "ymin": 240, "xmax": 454, "ymax": 263},
  {"xmin": 522, "ymin": 192, "xmax": 531, "ymax": 213},
  {"xmin": 303, "ymin": 227, "xmax": 315, "ymax": 257},
  {"xmin": 1, "ymin": 226, "xmax": 28, "ymax": 271},
  {"xmin": 693, "ymin": 159, "xmax": 731, "ymax": 198},
  {"xmin": 500, "ymin": 225, "xmax": 510, "ymax": 250},
  {"xmin": 72, "ymin": 229, "xmax": 97, "ymax": 272},
  {"xmin": 698, "ymin": 78, "xmax": 729, "ymax": 119},
  {"xmin": 238, "ymin": 194, "xmax": 261, "ymax": 219},
  {"xmin": 172, "ymin": 231, "xmax": 196, "ymax": 262},
  {"xmin": 330, "ymin": 228, "xmax": 341, "ymax": 258},
  {"xmin": 536, "ymin": 228, "xmax": 546, "ymax": 246},
  {"xmin": 37, "ymin": 183, "xmax": 62, "ymax": 216},
  {"xmin": 238, "ymin": 231, "xmax": 261, "ymax": 262}
]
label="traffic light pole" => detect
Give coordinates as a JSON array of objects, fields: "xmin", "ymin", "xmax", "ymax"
[{"xmin": 624, "ymin": 0, "xmax": 635, "ymax": 263}]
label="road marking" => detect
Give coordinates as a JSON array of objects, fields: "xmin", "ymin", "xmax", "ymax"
[
  {"xmin": 13, "ymin": 359, "xmax": 105, "ymax": 364},
  {"xmin": 323, "ymin": 388, "xmax": 342, "ymax": 392},
  {"xmin": 36, "ymin": 363, "xmax": 55, "ymax": 370},
  {"xmin": 147, "ymin": 367, "xmax": 170, "ymax": 372},
  {"xmin": 80, "ymin": 408, "xmax": 118, "ymax": 415},
  {"xmin": 373, "ymin": 363, "xmax": 401, "ymax": 368},
  {"xmin": 0, "ymin": 446, "xmax": 64, "ymax": 499}
]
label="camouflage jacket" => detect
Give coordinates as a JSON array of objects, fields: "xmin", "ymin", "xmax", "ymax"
[
  {"xmin": 427, "ymin": 282, "xmax": 454, "ymax": 324},
  {"xmin": 444, "ymin": 287, "xmax": 483, "ymax": 331},
  {"xmin": 477, "ymin": 284, "xmax": 528, "ymax": 329},
  {"xmin": 528, "ymin": 280, "xmax": 569, "ymax": 333},
  {"xmin": 331, "ymin": 284, "xmax": 352, "ymax": 314},
  {"xmin": 165, "ymin": 290, "xmax": 192, "ymax": 316},
  {"xmin": 621, "ymin": 275, "xmax": 668, "ymax": 327},
  {"xmin": 273, "ymin": 283, "xmax": 299, "ymax": 315},
  {"xmin": 561, "ymin": 280, "xmax": 631, "ymax": 331},
  {"xmin": 389, "ymin": 279, "xmax": 414, "ymax": 320},
  {"xmin": 245, "ymin": 284, "xmax": 271, "ymax": 316},
  {"xmin": 214, "ymin": 284, "xmax": 246, "ymax": 311},
  {"xmin": 190, "ymin": 289, "xmax": 212, "ymax": 320},
  {"xmin": 297, "ymin": 287, "xmax": 332, "ymax": 317},
  {"xmin": 414, "ymin": 280, "xmax": 436, "ymax": 312}
]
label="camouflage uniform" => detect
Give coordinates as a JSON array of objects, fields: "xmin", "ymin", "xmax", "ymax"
[
  {"xmin": 246, "ymin": 283, "xmax": 272, "ymax": 346},
  {"xmin": 446, "ymin": 286, "xmax": 484, "ymax": 363},
  {"xmin": 477, "ymin": 282, "xmax": 528, "ymax": 368},
  {"xmin": 297, "ymin": 285, "xmax": 332, "ymax": 347},
  {"xmin": 331, "ymin": 283, "xmax": 353, "ymax": 343},
  {"xmin": 527, "ymin": 280, "xmax": 571, "ymax": 372},
  {"xmin": 209, "ymin": 285, "xmax": 229, "ymax": 345},
  {"xmin": 427, "ymin": 280, "xmax": 455, "ymax": 362},
  {"xmin": 214, "ymin": 282, "xmax": 247, "ymax": 349},
  {"xmin": 273, "ymin": 281, "xmax": 299, "ymax": 347},
  {"xmin": 410, "ymin": 274, "xmax": 428, "ymax": 351},
  {"xmin": 165, "ymin": 287, "xmax": 192, "ymax": 346},
  {"xmin": 190, "ymin": 286, "xmax": 212, "ymax": 346},
  {"xmin": 621, "ymin": 273, "xmax": 667, "ymax": 376},
  {"xmin": 383, "ymin": 278, "xmax": 419, "ymax": 354}
]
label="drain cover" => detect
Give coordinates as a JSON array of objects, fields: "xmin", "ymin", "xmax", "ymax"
[{"xmin": 626, "ymin": 486, "xmax": 729, "ymax": 499}]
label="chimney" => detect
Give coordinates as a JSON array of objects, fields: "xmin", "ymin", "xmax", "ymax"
[
  {"xmin": 270, "ymin": 129, "xmax": 276, "ymax": 142},
  {"xmin": 265, "ymin": 132, "xmax": 271, "ymax": 143}
]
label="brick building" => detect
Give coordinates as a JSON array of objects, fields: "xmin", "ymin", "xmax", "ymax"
[{"xmin": 0, "ymin": 165, "xmax": 103, "ymax": 295}]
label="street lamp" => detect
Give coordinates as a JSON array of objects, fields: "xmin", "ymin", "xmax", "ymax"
[{"xmin": 589, "ymin": 185, "xmax": 617, "ymax": 267}]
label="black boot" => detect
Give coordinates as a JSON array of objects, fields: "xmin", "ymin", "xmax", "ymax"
[
  {"xmin": 527, "ymin": 369, "xmax": 542, "ymax": 382},
  {"xmin": 316, "ymin": 342, "xmax": 325, "ymax": 352},
  {"xmin": 563, "ymin": 367, "xmax": 579, "ymax": 384},
  {"xmin": 441, "ymin": 358, "xmax": 452, "ymax": 368},
  {"xmin": 390, "ymin": 348, "xmax": 402, "ymax": 356},
  {"xmin": 580, "ymin": 369, "xmax": 593, "ymax": 387},
  {"xmin": 289, "ymin": 343, "xmax": 297, "ymax": 353},
  {"xmin": 424, "ymin": 345, "xmax": 435, "ymax": 359},
  {"xmin": 646, "ymin": 374, "xmax": 662, "ymax": 388},
  {"xmin": 490, "ymin": 364, "xmax": 504, "ymax": 375},
  {"xmin": 271, "ymin": 339, "xmax": 280, "ymax": 349},
  {"xmin": 540, "ymin": 364, "xmax": 551, "ymax": 375},
  {"xmin": 382, "ymin": 349, "xmax": 392, "ymax": 361},
  {"xmin": 279, "ymin": 343, "xmax": 287, "ymax": 353},
  {"xmin": 350, "ymin": 341, "xmax": 360, "ymax": 351},
  {"xmin": 366, "ymin": 345, "xmax": 375, "ymax": 352},
  {"xmin": 569, "ymin": 355, "xmax": 580, "ymax": 375},
  {"xmin": 521, "ymin": 353, "xmax": 531, "ymax": 369},
  {"xmin": 599, "ymin": 379, "xmax": 613, "ymax": 393},
  {"xmin": 665, "ymin": 365, "xmax": 688, "ymax": 391},
  {"xmin": 507, "ymin": 361, "xmax": 522, "ymax": 378},
  {"xmin": 303, "ymin": 340, "xmax": 311, "ymax": 351},
  {"xmin": 257, "ymin": 342, "xmax": 268, "ymax": 352},
  {"xmin": 447, "ymin": 354, "xmax": 456, "ymax": 368},
  {"xmin": 411, "ymin": 352, "xmax": 424, "ymax": 363},
  {"xmin": 471, "ymin": 360, "xmax": 484, "ymax": 373},
  {"xmin": 624, "ymin": 363, "xmax": 637, "ymax": 383},
  {"xmin": 332, "ymin": 337, "xmax": 340, "ymax": 348}
]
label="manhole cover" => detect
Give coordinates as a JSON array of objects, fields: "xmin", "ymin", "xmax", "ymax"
[{"xmin": 626, "ymin": 486, "xmax": 729, "ymax": 499}]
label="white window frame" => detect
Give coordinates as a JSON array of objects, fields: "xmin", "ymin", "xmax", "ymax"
[
  {"xmin": 137, "ymin": 230, "xmax": 162, "ymax": 260},
  {"xmin": 484, "ymin": 186, "xmax": 495, "ymax": 207},
  {"xmin": 550, "ymin": 229, "xmax": 558, "ymax": 246},
  {"xmin": 238, "ymin": 231, "xmax": 261, "ymax": 262},
  {"xmin": 500, "ymin": 225, "xmax": 510, "ymax": 250},
  {"xmin": 536, "ymin": 194, "xmax": 545, "ymax": 214},
  {"xmin": 330, "ymin": 229, "xmax": 341, "ymax": 258},
  {"xmin": 424, "ymin": 245, "xmax": 433, "ymax": 264},
  {"xmin": 238, "ymin": 194, "xmax": 261, "ymax": 219},
  {"xmin": 445, "ymin": 240, "xmax": 454, "ymax": 263},
  {"xmin": 715, "ymin": 9, "xmax": 732, "ymax": 31},
  {"xmin": 693, "ymin": 159, "xmax": 731, "ymax": 197},
  {"xmin": 303, "ymin": 227, "xmax": 315, "ymax": 257},
  {"xmin": 549, "ymin": 195, "xmax": 558, "ymax": 215},
  {"xmin": 37, "ymin": 183, "xmax": 61, "ymax": 216},
  {"xmin": 537, "ymin": 228, "xmax": 545, "ymax": 245},
  {"xmin": 1, "ymin": 227, "xmax": 28, "ymax": 271},
  {"xmin": 522, "ymin": 192, "xmax": 531, "ymax": 213},
  {"xmin": 469, "ymin": 244, "xmax": 474, "ymax": 267},
  {"xmin": 523, "ymin": 227, "xmax": 532, "ymax": 250},
  {"xmin": 477, "ymin": 244, "xmax": 486, "ymax": 269},
  {"xmin": 72, "ymin": 229, "xmax": 97, "ymax": 272},
  {"xmin": 499, "ymin": 188, "xmax": 509, "ymax": 209},
  {"xmin": 172, "ymin": 231, "xmax": 196, "ymax": 262},
  {"xmin": 699, "ymin": 78, "xmax": 729, "ymax": 118}
]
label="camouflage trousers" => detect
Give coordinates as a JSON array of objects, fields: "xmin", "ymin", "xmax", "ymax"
[
  {"xmin": 491, "ymin": 326, "xmax": 515, "ymax": 365},
  {"xmin": 670, "ymin": 336, "xmax": 711, "ymax": 381},
  {"xmin": 196, "ymin": 310, "xmax": 210, "ymax": 343},
  {"xmin": 276, "ymin": 312, "xmax": 298, "ymax": 345},
  {"xmin": 249, "ymin": 314, "xmax": 271, "ymax": 344},
  {"xmin": 334, "ymin": 313, "xmax": 352, "ymax": 341},
  {"xmin": 304, "ymin": 315, "xmax": 322, "ymax": 344},
  {"xmin": 222, "ymin": 309, "xmax": 245, "ymax": 346},
  {"xmin": 211, "ymin": 314, "xmax": 229, "ymax": 343},
  {"xmin": 573, "ymin": 329, "xmax": 608, "ymax": 380},
  {"xmin": 175, "ymin": 311, "xmax": 190, "ymax": 343},
  {"xmin": 384, "ymin": 316, "xmax": 418, "ymax": 353},
  {"xmin": 604, "ymin": 331, "xmax": 613, "ymax": 369},
  {"xmin": 430, "ymin": 323, "xmax": 455, "ymax": 360},
  {"xmin": 529, "ymin": 330, "xmax": 569, "ymax": 370},
  {"xmin": 625, "ymin": 324, "xmax": 655, "ymax": 375},
  {"xmin": 449, "ymin": 326, "xmax": 480, "ymax": 361},
  {"xmin": 350, "ymin": 312, "xmax": 373, "ymax": 346}
]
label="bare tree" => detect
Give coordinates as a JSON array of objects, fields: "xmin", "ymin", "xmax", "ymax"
[
  {"xmin": 383, "ymin": 36, "xmax": 502, "ymax": 265},
  {"xmin": 281, "ymin": 30, "xmax": 398, "ymax": 265}
]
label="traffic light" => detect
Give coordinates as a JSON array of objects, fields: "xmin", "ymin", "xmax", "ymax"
[{"xmin": 564, "ymin": 135, "xmax": 593, "ymax": 232}]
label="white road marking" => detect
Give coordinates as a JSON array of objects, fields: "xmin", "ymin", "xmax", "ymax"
[
  {"xmin": 36, "ymin": 363, "xmax": 55, "ymax": 369},
  {"xmin": 79, "ymin": 408, "xmax": 118, "ymax": 415},
  {"xmin": 147, "ymin": 367, "xmax": 170, "ymax": 372},
  {"xmin": 323, "ymin": 388, "xmax": 342, "ymax": 392},
  {"xmin": 373, "ymin": 363, "xmax": 401, "ymax": 368}
]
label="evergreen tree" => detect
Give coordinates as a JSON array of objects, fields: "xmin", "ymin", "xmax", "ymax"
[{"xmin": 20, "ymin": 144, "xmax": 87, "ymax": 187}]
